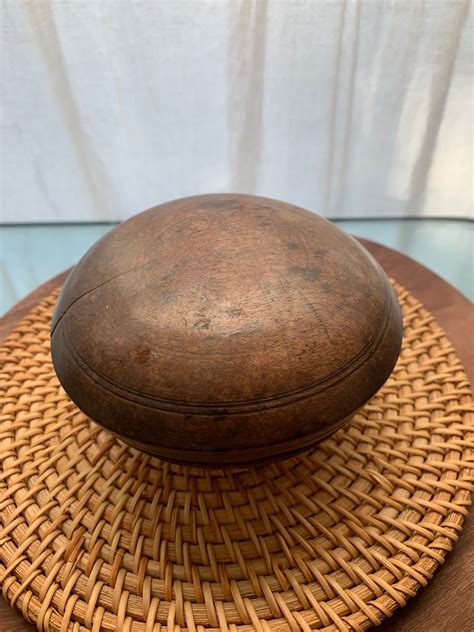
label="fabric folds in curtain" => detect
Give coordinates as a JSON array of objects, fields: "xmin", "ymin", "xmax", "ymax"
[{"xmin": 2, "ymin": 0, "xmax": 472, "ymax": 222}]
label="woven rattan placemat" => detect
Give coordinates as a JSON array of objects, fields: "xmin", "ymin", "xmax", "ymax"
[{"xmin": 0, "ymin": 281, "xmax": 473, "ymax": 632}]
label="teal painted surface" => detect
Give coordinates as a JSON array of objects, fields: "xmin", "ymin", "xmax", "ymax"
[
  {"xmin": 0, "ymin": 224, "xmax": 115, "ymax": 316},
  {"xmin": 0, "ymin": 220, "xmax": 472, "ymax": 316},
  {"xmin": 336, "ymin": 219, "xmax": 473, "ymax": 302}
]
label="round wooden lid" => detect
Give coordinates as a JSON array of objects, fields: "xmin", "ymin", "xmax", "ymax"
[{"xmin": 51, "ymin": 194, "xmax": 403, "ymax": 465}]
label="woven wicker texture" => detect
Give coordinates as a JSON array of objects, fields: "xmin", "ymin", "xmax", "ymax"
[{"xmin": 0, "ymin": 281, "xmax": 473, "ymax": 632}]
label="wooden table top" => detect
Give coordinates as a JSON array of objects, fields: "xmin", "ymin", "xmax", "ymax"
[{"xmin": 1, "ymin": 238, "xmax": 472, "ymax": 632}]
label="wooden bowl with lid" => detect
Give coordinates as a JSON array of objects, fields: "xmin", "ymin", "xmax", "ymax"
[{"xmin": 51, "ymin": 194, "xmax": 403, "ymax": 466}]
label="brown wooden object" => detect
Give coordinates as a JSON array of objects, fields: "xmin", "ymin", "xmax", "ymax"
[{"xmin": 50, "ymin": 195, "xmax": 403, "ymax": 466}]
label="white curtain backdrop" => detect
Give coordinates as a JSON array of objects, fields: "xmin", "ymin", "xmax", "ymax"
[{"xmin": 1, "ymin": 0, "xmax": 472, "ymax": 222}]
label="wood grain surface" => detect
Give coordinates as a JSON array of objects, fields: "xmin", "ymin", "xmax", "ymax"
[
  {"xmin": 0, "ymin": 239, "xmax": 472, "ymax": 632},
  {"xmin": 49, "ymin": 195, "xmax": 403, "ymax": 466}
]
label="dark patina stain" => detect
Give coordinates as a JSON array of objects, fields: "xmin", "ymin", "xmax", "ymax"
[
  {"xmin": 314, "ymin": 249, "xmax": 328, "ymax": 257},
  {"xmin": 157, "ymin": 273, "xmax": 176, "ymax": 303},
  {"xmin": 255, "ymin": 212, "xmax": 272, "ymax": 227},
  {"xmin": 227, "ymin": 307, "xmax": 242, "ymax": 318},
  {"xmin": 231, "ymin": 322, "xmax": 261, "ymax": 336},
  {"xmin": 194, "ymin": 319, "xmax": 211, "ymax": 330},
  {"xmin": 287, "ymin": 242, "xmax": 302, "ymax": 250},
  {"xmin": 206, "ymin": 198, "xmax": 237, "ymax": 209},
  {"xmin": 135, "ymin": 345, "xmax": 150, "ymax": 364},
  {"xmin": 289, "ymin": 266, "xmax": 321, "ymax": 282},
  {"xmin": 160, "ymin": 289, "xmax": 176, "ymax": 303}
]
